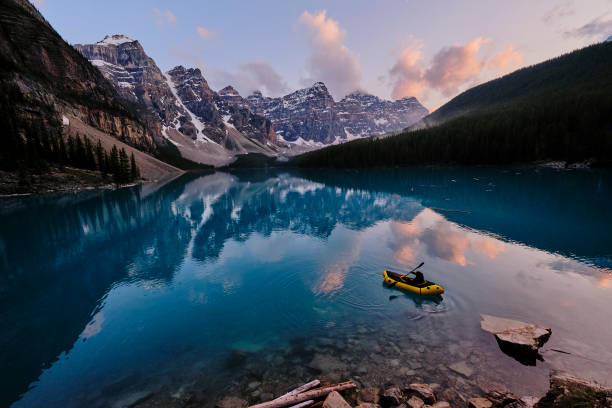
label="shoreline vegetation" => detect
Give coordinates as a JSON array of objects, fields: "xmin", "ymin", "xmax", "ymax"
[{"xmin": 0, "ymin": 131, "xmax": 142, "ymax": 196}]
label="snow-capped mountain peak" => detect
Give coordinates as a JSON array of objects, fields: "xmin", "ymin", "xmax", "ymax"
[{"xmin": 97, "ymin": 34, "xmax": 135, "ymax": 46}]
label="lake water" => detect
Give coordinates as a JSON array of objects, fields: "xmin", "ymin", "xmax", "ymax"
[{"xmin": 1, "ymin": 168, "xmax": 611, "ymax": 407}]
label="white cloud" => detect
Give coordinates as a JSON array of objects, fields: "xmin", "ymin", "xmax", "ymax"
[
  {"xmin": 31, "ymin": 0, "xmax": 45, "ymax": 9},
  {"xmin": 298, "ymin": 10, "xmax": 362, "ymax": 99},
  {"xmin": 208, "ymin": 61, "xmax": 289, "ymax": 97}
]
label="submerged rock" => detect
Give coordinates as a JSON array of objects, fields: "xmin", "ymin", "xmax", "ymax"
[
  {"xmin": 468, "ymin": 397, "xmax": 493, "ymax": 408},
  {"xmin": 448, "ymin": 361, "xmax": 474, "ymax": 378},
  {"xmin": 308, "ymin": 353, "xmax": 348, "ymax": 373},
  {"xmin": 323, "ymin": 391, "xmax": 352, "ymax": 408},
  {"xmin": 480, "ymin": 314, "xmax": 551, "ymax": 365},
  {"xmin": 406, "ymin": 383, "xmax": 436, "ymax": 404},
  {"xmin": 534, "ymin": 370, "xmax": 612, "ymax": 407},
  {"xmin": 248, "ymin": 381, "xmax": 261, "ymax": 390},
  {"xmin": 381, "ymin": 385, "xmax": 403, "ymax": 406},
  {"xmin": 482, "ymin": 384, "xmax": 525, "ymax": 407},
  {"xmin": 406, "ymin": 396, "xmax": 425, "ymax": 408},
  {"xmin": 216, "ymin": 396, "xmax": 248, "ymax": 408},
  {"xmin": 359, "ymin": 387, "xmax": 380, "ymax": 404}
]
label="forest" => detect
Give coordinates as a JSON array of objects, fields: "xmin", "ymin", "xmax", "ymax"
[{"xmin": 296, "ymin": 42, "xmax": 612, "ymax": 168}]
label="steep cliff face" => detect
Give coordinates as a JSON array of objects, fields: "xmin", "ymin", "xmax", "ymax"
[
  {"xmin": 246, "ymin": 83, "xmax": 428, "ymax": 144},
  {"xmin": 337, "ymin": 92, "xmax": 429, "ymax": 139},
  {"xmin": 0, "ymin": 0, "xmax": 156, "ymax": 153},
  {"xmin": 247, "ymin": 82, "xmax": 342, "ymax": 144},
  {"xmin": 74, "ymin": 35, "xmax": 183, "ymax": 129},
  {"xmin": 216, "ymin": 85, "xmax": 277, "ymax": 145},
  {"xmin": 76, "ymin": 36, "xmax": 278, "ymax": 164},
  {"xmin": 165, "ymin": 66, "xmax": 225, "ymax": 143}
]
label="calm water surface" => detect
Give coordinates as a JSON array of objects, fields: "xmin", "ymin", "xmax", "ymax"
[{"xmin": 1, "ymin": 168, "xmax": 611, "ymax": 407}]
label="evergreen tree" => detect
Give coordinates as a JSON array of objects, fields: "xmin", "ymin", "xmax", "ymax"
[
  {"xmin": 95, "ymin": 140, "xmax": 105, "ymax": 173},
  {"xmin": 130, "ymin": 152, "xmax": 140, "ymax": 181},
  {"xmin": 74, "ymin": 134, "xmax": 86, "ymax": 168},
  {"xmin": 118, "ymin": 148, "xmax": 130, "ymax": 183},
  {"xmin": 67, "ymin": 135, "xmax": 76, "ymax": 166},
  {"xmin": 83, "ymin": 137, "xmax": 96, "ymax": 170},
  {"xmin": 109, "ymin": 145, "xmax": 120, "ymax": 178}
]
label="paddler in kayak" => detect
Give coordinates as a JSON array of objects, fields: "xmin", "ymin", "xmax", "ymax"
[{"xmin": 382, "ymin": 262, "xmax": 444, "ymax": 295}]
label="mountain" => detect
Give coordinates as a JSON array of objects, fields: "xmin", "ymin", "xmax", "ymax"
[
  {"xmin": 0, "ymin": 2, "xmax": 157, "ymax": 154},
  {"xmin": 0, "ymin": 0, "xmax": 186, "ymax": 191},
  {"xmin": 73, "ymin": 35, "xmax": 183, "ymax": 134},
  {"xmin": 246, "ymin": 83, "xmax": 428, "ymax": 145},
  {"xmin": 337, "ymin": 91, "xmax": 428, "ymax": 139},
  {"xmin": 296, "ymin": 41, "xmax": 612, "ymax": 168},
  {"xmin": 76, "ymin": 37, "xmax": 279, "ymax": 166}
]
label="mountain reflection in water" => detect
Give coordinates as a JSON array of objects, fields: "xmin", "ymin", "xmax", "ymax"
[{"xmin": 0, "ymin": 168, "xmax": 610, "ymax": 408}]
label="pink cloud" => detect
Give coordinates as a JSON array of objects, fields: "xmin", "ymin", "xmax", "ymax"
[
  {"xmin": 389, "ymin": 42, "xmax": 427, "ymax": 100},
  {"xmin": 424, "ymin": 37, "xmax": 490, "ymax": 97},
  {"xmin": 196, "ymin": 26, "xmax": 215, "ymax": 41},
  {"xmin": 389, "ymin": 38, "xmax": 524, "ymax": 103},
  {"xmin": 488, "ymin": 45, "xmax": 522, "ymax": 70},
  {"xmin": 153, "ymin": 8, "xmax": 176, "ymax": 26},
  {"xmin": 299, "ymin": 10, "xmax": 361, "ymax": 99}
]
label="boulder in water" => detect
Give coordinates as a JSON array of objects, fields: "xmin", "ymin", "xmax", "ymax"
[
  {"xmin": 406, "ymin": 383, "xmax": 436, "ymax": 404},
  {"xmin": 480, "ymin": 314, "xmax": 551, "ymax": 365}
]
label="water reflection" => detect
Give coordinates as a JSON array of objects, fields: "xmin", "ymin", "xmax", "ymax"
[
  {"xmin": 390, "ymin": 209, "xmax": 505, "ymax": 266},
  {"xmin": 0, "ymin": 168, "xmax": 610, "ymax": 408}
]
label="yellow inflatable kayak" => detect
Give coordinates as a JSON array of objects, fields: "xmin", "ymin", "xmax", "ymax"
[{"xmin": 383, "ymin": 269, "xmax": 445, "ymax": 295}]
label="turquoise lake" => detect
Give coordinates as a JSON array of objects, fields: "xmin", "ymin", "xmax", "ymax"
[{"xmin": 1, "ymin": 168, "xmax": 611, "ymax": 407}]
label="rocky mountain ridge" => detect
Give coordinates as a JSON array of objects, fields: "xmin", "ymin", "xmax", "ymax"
[
  {"xmin": 77, "ymin": 34, "xmax": 428, "ymax": 163},
  {"xmin": 247, "ymin": 83, "xmax": 429, "ymax": 145},
  {"xmin": 75, "ymin": 36, "xmax": 279, "ymax": 166}
]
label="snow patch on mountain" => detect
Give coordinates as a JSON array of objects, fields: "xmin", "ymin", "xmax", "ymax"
[
  {"xmin": 97, "ymin": 35, "xmax": 135, "ymax": 46},
  {"xmin": 164, "ymin": 72, "xmax": 214, "ymax": 144}
]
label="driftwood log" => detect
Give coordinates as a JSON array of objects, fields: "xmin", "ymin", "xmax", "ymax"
[
  {"xmin": 281, "ymin": 380, "xmax": 321, "ymax": 398},
  {"xmin": 288, "ymin": 400, "xmax": 314, "ymax": 408},
  {"xmin": 248, "ymin": 381, "xmax": 357, "ymax": 408}
]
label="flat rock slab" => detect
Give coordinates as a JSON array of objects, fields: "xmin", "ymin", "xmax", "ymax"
[
  {"xmin": 448, "ymin": 361, "xmax": 474, "ymax": 378},
  {"xmin": 480, "ymin": 314, "xmax": 551, "ymax": 365},
  {"xmin": 468, "ymin": 397, "xmax": 493, "ymax": 408},
  {"xmin": 323, "ymin": 391, "xmax": 352, "ymax": 408}
]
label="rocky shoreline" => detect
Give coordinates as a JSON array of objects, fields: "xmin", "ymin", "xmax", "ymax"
[
  {"xmin": 96, "ymin": 314, "xmax": 612, "ymax": 408},
  {"xmin": 212, "ymin": 370, "xmax": 611, "ymax": 408}
]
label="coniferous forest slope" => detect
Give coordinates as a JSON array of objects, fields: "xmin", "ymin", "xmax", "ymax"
[{"xmin": 296, "ymin": 42, "xmax": 612, "ymax": 168}]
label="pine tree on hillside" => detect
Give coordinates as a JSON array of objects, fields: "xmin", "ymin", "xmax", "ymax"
[
  {"xmin": 109, "ymin": 145, "xmax": 120, "ymax": 179},
  {"xmin": 94, "ymin": 140, "xmax": 105, "ymax": 173},
  {"xmin": 130, "ymin": 152, "xmax": 140, "ymax": 181},
  {"xmin": 118, "ymin": 148, "xmax": 130, "ymax": 183},
  {"xmin": 74, "ymin": 134, "xmax": 86, "ymax": 168},
  {"xmin": 84, "ymin": 137, "xmax": 96, "ymax": 170},
  {"xmin": 67, "ymin": 135, "xmax": 75, "ymax": 166}
]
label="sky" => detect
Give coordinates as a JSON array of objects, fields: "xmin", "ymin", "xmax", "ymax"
[{"xmin": 33, "ymin": 0, "xmax": 612, "ymax": 110}]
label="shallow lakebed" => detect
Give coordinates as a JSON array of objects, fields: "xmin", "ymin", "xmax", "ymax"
[{"xmin": 1, "ymin": 167, "xmax": 611, "ymax": 407}]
